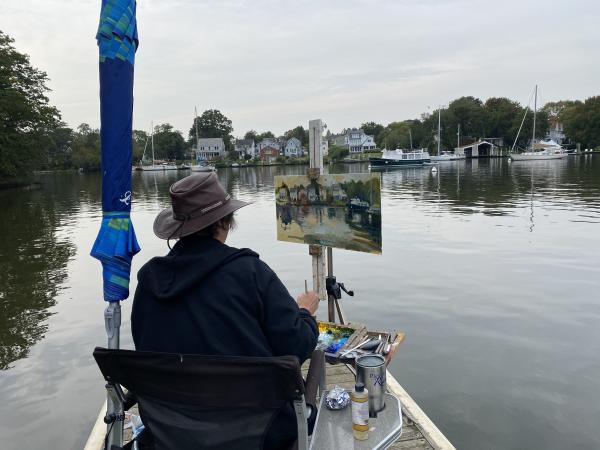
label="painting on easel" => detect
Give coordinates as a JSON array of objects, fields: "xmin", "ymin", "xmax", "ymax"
[{"xmin": 274, "ymin": 173, "xmax": 382, "ymax": 254}]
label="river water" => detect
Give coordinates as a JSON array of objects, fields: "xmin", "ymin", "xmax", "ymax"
[{"xmin": 0, "ymin": 157, "xmax": 599, "ymax": 450}]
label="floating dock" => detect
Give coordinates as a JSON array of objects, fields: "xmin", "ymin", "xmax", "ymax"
[{"xmin": 84, "ymin": 361, "xmax": 454, "ymax": 450}]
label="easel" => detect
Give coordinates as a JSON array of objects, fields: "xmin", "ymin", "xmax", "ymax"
[{"xmin": 307, "ymin": 119, "xmax": 354, "ymax": 325}]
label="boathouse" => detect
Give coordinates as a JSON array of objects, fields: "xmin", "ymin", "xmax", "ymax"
[{"xmin": 454, "ymin": 140, "xmax": 495, "ymax": 158}]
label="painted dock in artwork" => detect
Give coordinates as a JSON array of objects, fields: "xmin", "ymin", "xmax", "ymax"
[{"xmin": 83, "ymin": 360, "xmax": 455, "ymax": 450}]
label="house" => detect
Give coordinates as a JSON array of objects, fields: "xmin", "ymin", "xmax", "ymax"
[
  {"xmin": 259, "ymin": 146, "xmax": 279, "ymax": 163},
  {"xmin": 257, "ymin": 138, "xmax": 281, "ymax": 153},
  {"xmin": 546, "ymin": 117, "xmax": 566, "ymax": 144},
  {"xmin": 235, "ymin": 139, "xmax": 255, "ymax": 158},
  {"xmin": 284, "ymin": 137, "xmax": 304, "ymax": 158},
  {"xmin": 330, "ymin": 134, "xmax": 347, "ymax": 147},
  {"xmin": 331, "ymin": 184, "xmax": 347, "ymax": 202},
  {"xmin": 196, "ymin": 138, "xmax": 225, "ymax": 161},
  {"xmin": 346, "ymin": 129, "xmax": 377, "ymax": 153}
]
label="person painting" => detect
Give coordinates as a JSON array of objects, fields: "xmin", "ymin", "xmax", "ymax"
[{"xmin": 131, "ymin": 172, "xmax": 320, "ymax": 449}]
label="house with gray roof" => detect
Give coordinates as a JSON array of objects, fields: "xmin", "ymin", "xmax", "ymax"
[
  {"xmin": 196, "ymin": 138, "xmax": 225, "ymax": 161},
  {"xmin": 235, "ymin": 139, "xmax": 256, "ymax": 158},
  {"xmin": 284, "ymin": 137, "xmax": 304, "ymax": 158}
]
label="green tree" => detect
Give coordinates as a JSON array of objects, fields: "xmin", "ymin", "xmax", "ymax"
[
  {"xmin": 244, "ymin": 130, "xmax": 258, "ymax": 142},
  {"xmin": 379, "ymin": 120, "xmax": 426, "ymax": 149},
  {"xmin": 327, "ymin": 145, "xmax": 349, "ymax": 162},
  {"xmin": 562, "ymin": 96, "xmax": 600, "ymax": 148},
  {"xmin": 71, "ymin": 123, "xmax": 101, "ymax": 171},
  {"xmin": 45, "ymin": 123, "xmax": 73, "ymax": 169},
  {"xmin": 132, "ymin": 129, "xmax": 149, "ymax": 163},
  {"xmin": 483, "ymin": 97, "xmax": 524, "ymax": 148},
  {"xmin": 284, "ymin": 126, "xmax": 309, "ymax": 146},
  {"xmin": 153, "ymin": 123, "xmax": 186, "ymax": 161},
  {"xmin": 0, "ymin": 30, "xmax": 61, "ymax": 185},
  {"xmin": 361, "ymin": 122, "xmax": 384, "ymax": 145},
  {"xmin": 189, "ymin": 109, "xmax": 234, "ymax": 151},
  {"xmin": 255, "ymin": 131, "xmax": 275, "ymax": 142}
]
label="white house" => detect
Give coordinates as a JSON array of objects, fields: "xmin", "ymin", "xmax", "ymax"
[
  {"xmin": 196, "ymin": 138, "xmax": 225, "ymax": 161},
  {"xmin": 284, "ymin": 137, "xmax": 304, "ymax": 158},
  {"xmin": 346, "ymin": 128, "xmax": 376, "ymax": 153},
  {"xmin": 235, "ymin": 139, "xmax": 255, "ymax": 158}
]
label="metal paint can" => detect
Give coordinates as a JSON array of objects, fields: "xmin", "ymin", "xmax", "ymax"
[{"xmin": 356, "ymin": 354, "xmax": 386, "ymax": 416}]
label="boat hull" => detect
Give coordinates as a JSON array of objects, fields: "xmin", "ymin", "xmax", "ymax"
[
  {"xmin": 430, "ymin": 155, "xmax": 465, "ymax": 161},
  {"xmin": 510, "ymin": 153, "xmax": 567, "ymax": 161},
  {"xmin": 369, "ymin": 158, "xmax": 430, "ymax": 167},
  {"xmin": 136, "ymin": 165, "xmax": 179, "ymax": 171},
  {"xmin": 191, "ymin": 166, "xmax": 216, "ymax": 172}
]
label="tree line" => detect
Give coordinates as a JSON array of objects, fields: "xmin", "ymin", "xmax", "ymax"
[{"xmin": 2, "ymin": 29, "xmax": 600, "ymax": 187}]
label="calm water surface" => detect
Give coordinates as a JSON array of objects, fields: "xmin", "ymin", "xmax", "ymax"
[{"xmin": 0, "ymin": 157, "xmax": 599, "ymax": 450}]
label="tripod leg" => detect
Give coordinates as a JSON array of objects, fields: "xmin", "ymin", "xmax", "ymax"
[{"xmin": 334, "ymin": 298, "xmax": 346, "ymax": 325}]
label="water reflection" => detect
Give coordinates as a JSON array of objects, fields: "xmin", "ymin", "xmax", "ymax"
[
  {"xmin": 0, "ymin": 156, "xmax": 599, "ymax": 450},
  {"xmin": 0, "ymin": 183, "xmax": 76, "ymax": 370}
]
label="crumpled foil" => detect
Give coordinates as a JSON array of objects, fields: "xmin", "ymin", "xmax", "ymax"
[{"xmin": 324, "ymin": 385, "xmax": 351, "ymax": 410}]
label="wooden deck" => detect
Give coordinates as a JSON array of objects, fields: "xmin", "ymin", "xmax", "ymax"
[{"xmin": 84, "ymin": 361, "xmax": 455, "ymax": 450}]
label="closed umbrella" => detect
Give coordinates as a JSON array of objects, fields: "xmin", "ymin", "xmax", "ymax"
[{"xmin": 90, "ymin": 0, "xmax": 140, "ymax": 446}]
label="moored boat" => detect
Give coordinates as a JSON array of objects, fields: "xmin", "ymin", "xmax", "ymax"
[
  {"xmin": 191, "ymin": 162, "xmax": 216, "ymax": 172},
  {"xmin": 369, "ymin": 149, "xmax": 431, "ymax": 167},
  {"xmin": 431, "ymin": 151, "xmax": 465, "ymax": 162},
  {"xmin": 510, "ymin": 86, "xmax": 567, "ymax": 162}
]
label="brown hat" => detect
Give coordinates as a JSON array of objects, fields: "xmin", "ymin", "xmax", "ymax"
[{"xmin": 153, "ymin": 172, "xmax": 249, "ymax": 240}]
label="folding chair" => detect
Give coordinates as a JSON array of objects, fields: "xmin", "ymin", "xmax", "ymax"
[{"xmin": 93, "ymin": 347, "xmax": 325, "ymax": 450}]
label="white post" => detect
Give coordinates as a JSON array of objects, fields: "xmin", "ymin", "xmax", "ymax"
[{"xmin": 308, "ymin": 119, "xmax": 326, "ymax": 304}]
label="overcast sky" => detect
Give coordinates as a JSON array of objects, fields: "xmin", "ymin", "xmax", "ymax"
[{"xmin": 2, "ymin": 0, "xmax": 598, "ymax": 137}]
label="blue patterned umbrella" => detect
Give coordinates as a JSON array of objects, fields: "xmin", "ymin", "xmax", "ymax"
[{"xmin": 91, "ymin": 0, "xmax": 140, "ymax": 303}]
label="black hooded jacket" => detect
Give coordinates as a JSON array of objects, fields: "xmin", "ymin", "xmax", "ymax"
[{"xmin": 131, "ymin": 235, "xmax": 318, "ymax": 362}]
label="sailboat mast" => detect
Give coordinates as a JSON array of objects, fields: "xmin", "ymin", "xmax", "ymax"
[
  {"xmin": 532, "ymin": 85, "xmax": 537, "ymax": 151},
  {"xmin": 194, "ymin": 106, "xmax": 199, "ymax": 161},
  {"xmin": 457, "ymin": 123, "xmax": 460, "ymax": 149},
  {"xmin": 409, "ymin": 129, "xmax": 413, "ymax": 150},
  {"xmin": 151, "ymin": 121, "xmax": 155, "ymax": 164},
  {"xmin": 437, "ymin": 107, "xmax": 442, "ymax": 156}
]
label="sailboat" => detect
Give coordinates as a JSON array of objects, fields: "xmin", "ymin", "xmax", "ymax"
[
  {"xmin": 190, "ymin": 107, "xmax": 216, "ymax": 172},
  {"xmin": 510, "ymin": 86, "xmax": 567, "ymax": 161},
  {"xmin": 430, "ymin": 108, "xmax": 464, "ymax": 162},
  {"xmin": 135, "ymin": 122, "xmax": 179, "ymax": 171}
]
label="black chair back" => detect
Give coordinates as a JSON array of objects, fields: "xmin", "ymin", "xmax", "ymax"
[{"xmin": 93, "ymin": 347, "xmax": 306, "ymax": 450}]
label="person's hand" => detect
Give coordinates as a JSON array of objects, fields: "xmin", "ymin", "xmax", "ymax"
[{"xmin": 297, "ymin": 291, "xmax": 319, "ymax": 315}]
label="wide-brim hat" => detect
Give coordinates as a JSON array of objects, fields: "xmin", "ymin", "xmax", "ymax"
[{"xmin": 153, "ymin": 172, "xmax": 249, "ymax": 240}]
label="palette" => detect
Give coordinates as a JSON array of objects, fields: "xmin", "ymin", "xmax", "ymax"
[{"xmin": 315, "ymin": 321, "xmax": 364, "ymax": 358}]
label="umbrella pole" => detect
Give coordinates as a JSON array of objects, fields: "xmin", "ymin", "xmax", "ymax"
[{"xmin": 104, "ymin": 301, "xmax": 124, "ymax": 448}]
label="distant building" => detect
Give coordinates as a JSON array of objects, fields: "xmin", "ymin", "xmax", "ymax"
[
  {"xmin": 284, "ymin": 137, "xmax": 304, "ymax": 158},
  {"xmin": 259, "ymin": 146, "xmax": 279, "ymax": 163},
  {"xmin": 546, "ymin": 117, "xmax": 566, "ymax": 144},
  {"xmin": 346, "ymin": 129, "xmax": 376, "ymax": 153},
  {"xmin": 454, "ymin": 140, "xmax": 496, "ymax": 158},
  {"xmin": 330, "ymin": 134, "xmax": 347, "ymax": 147},
  {"xmin": 483, "ymin": 137, "xmax": 504, "ymax": 148},
  {"xmin": 321, "ymin": 139, "xmax": 329, "ymax": 156},
  {"xmin": 257, "ymin": 138, "xmax": 281, "ymax": 153},
  {"xmin": 235, "ymin": 139, "xmax": 255, "ymax": 158},
  {"xmin": 196, "ymin": 138, "xmax": 225, "ymax": 161}
]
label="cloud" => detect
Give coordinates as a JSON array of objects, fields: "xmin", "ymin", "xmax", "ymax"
[{"xmin": 1, "ymin": 0, "xmax": 598, "ymax": 135}]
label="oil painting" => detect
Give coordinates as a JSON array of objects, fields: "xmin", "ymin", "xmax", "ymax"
[{"xmin": 275, "ymin": 173, "xmax": 382, "ymax": 254}]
